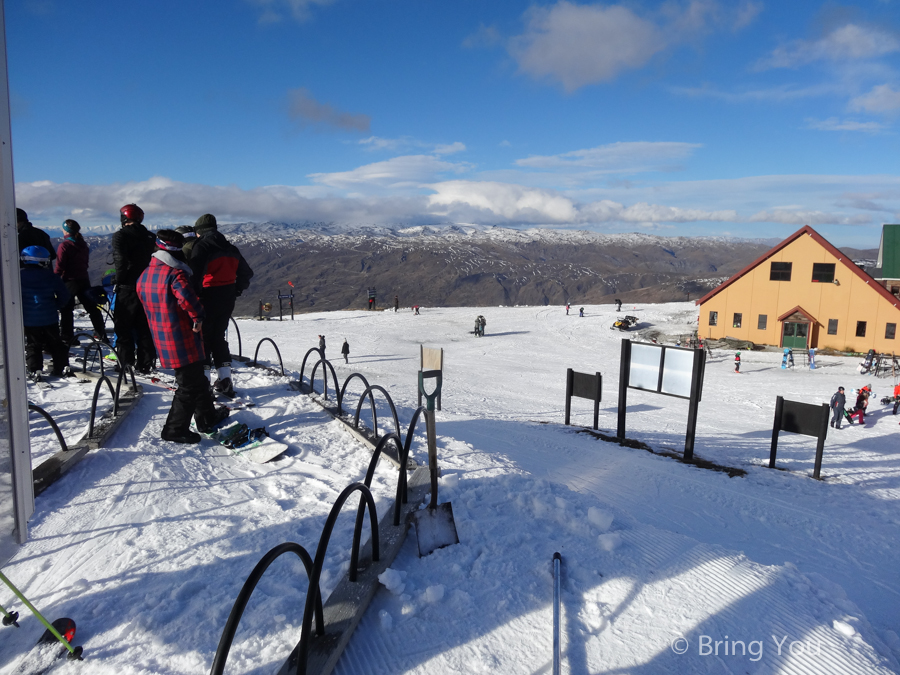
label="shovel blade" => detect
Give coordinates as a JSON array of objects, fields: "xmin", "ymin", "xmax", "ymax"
[{"xmin": 412, "ymin": 503, "xmax": 459, "ymax": 557}]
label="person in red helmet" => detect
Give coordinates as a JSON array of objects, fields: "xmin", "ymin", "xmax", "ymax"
[{"xmin": 112, "ymin": 203, "xmax": 157, "ymax": 373}]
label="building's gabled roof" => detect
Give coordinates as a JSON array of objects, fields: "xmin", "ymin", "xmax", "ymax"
[
  {"xmin": 777, "ymin": 305, "xmax": 818, "ymax": 324},
  {"xmin": 876, "ymin": 224, "xmax": 900, "ymax": 280},
  {"xmin": 696, "ymin": 225, "xmax": 900, "ymax": 310}
]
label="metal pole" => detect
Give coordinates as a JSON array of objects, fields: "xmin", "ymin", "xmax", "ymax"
[
  {"xmin": 552, "ymin": 552, "xmax": 561, "ymax": 675},
  {"xmin": 564, "ymin": 368, "xmax": 573, "ymax": 426},
  {"xmin": 812, "ymin": 403, "xmax": 829, "ymax": 480},
  {"xmin": 769, "ymin": 395, "xmax": 784, "ymax": 469},
  {"xmin": 617, "ymin": 340, "xmax": 630, "ymax": 440}
]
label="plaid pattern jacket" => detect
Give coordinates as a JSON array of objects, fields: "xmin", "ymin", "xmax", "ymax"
[{"xmin": 137, "ymin": 253, "xmax": 206, "ymax": 369}]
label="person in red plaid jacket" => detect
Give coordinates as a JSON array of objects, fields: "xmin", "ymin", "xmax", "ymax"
[{"xmin": 138, "ymin": 230, "xmax": 228, "ymax": 443}]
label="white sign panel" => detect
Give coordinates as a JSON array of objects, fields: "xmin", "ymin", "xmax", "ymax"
[
  {"xmin": 661, "ymin": 347, "xmax": 695, "ymax": 398},
  {"xmin": 629, "ymin": 343, "xmax": 662, "ymax": 391}
]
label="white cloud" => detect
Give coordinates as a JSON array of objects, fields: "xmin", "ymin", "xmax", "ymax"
[
  {"xmin": 247, "ymin": 0, "xmax": 337, "ymax": 23},
  {"xmin": 670, "ymin": 83, "xmax": 842, "ymax": 103},
  {"xmin": 434, "ymin": 142, "xmax": 467, "ymax": 156},
  {"xmin": 805, "ymin": 117, "xmax": 887, "ymax": 132},
  {"xmin": 287, "ymin": 88, "xmax": 370, "ymax": 132},
  {"xmin": 427, "ymin": 181, "xmax": 579, "ymax": 222},
  {"xmin": 358, "ymin": 137, "xmax": 466, "ymax": 155},
  {"xmin": 756, "ymin": 24, "xmax": 900, "ymax": 70},
  {"xmin": 309, "ymin": 155, "xmax": 470, "ymax": 189},
  {"xmin": 850, "ymin": 84, "xmax": 900, "ymax": 113},
  {"xmin": 516, "ymin": 141, "xmax": 701, "ymax": 172},
  {"xmin": 749, "ymin": 209, "xmax": 872, "ymax": 226},
  {"xmin": 509, "ymin": 2, "xmax": 664, "ymax": 91}
]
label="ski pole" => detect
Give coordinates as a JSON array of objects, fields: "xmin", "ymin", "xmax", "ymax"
[
  {"xmin": 0, "ymin": 571, "xmax": 79, "ymax": 656},
  {"xmin": 553, "ymin": 552, "xmax": 561, "ymax": 675},
  {"xmin": 1, "ymin": 602, "xmax": 20, "ymax": 627}
]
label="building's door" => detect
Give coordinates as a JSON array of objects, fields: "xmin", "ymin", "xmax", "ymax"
[{"xmin": 782, "ymin": 321, "xmax": 809, "ymax": 349}]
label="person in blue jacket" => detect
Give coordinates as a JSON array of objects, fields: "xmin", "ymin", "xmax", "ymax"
[{"xmin": 20, "ymin": 246, "xmax": 71, "ymax": 380}]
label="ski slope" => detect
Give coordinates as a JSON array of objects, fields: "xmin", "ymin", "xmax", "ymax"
[{"xmin": 5, "ymin": 302, "xmax": 900, "ymax": 674}]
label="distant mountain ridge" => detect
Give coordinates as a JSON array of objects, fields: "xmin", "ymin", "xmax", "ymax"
[{"xmin": 78, "ymin": 223, "xmax": 876, "ymax": 317}]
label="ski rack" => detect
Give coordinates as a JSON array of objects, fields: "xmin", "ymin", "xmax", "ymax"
[
  {"xmin": 32, "ymin": 364, "xmax": 143, "ymax": 497},
  {"xmin": 251, "ymin": 337, "xmax": 285, "ymax": 376},
  {"xmin": 27, "ymin": 403, "xmax": 68, "ymax": 453},
  {"xmin": 227, "ymin": 317, "xmax": 250, "ymax": 362},
  {"xmin": 211, "ymin": 427, "xmax": 430, "ymax": 675}
]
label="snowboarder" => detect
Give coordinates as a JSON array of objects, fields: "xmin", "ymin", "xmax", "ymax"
[
  {"xmin": 137, "ymin": 230, "xmax": 228, "ymax": 443},
  {"xmin": 847, "ymin": 387, "xmax": 870, "ymax": 425},
  {"xmin": 478, "ymin": 315, "xmax": 486, "ymax": 336},
  {"xmin": 16, "ymin": 208, "xmax": 56, "ymax": 264},
  {"xmin": 615, "ymin": 299, "xmax": 622, "ymax": 312},
  {"xmin": 394, "ymin": 295, "xmax": 399, "ymax": 312},
  {"xmin": 20, "ymin": 246, "xmax": 72, "ymax": 380},
  {"xmin": 55, "ymin": 219, "xmax": 109, "ymax": 345},
  {"xmin": 579, "ymin": 307, "xmax": 584, "ymax": 317},
  {"xmin": 565, "ymin": 303, "xmax": 570, "ymax": 315},
  {"xmin": 112, "ymin": 203, "xmax": 157, "ymax": 374},
  {"xmin": 893, "ymin": 383, "xmax": 900, "ymax": 415},
  {"xmin": 414, "ymin": 305, "xmax": 420, "ymax": 315},
  {"xmin": 734, "ymin": 350, "xmax": 741, "ymax": 373},
  {"xmin": 189, "ymin": 214, "xmax": 254, "ymax": 398},
  {"xmin": 318, "ymin": 334, "xmax": 326, "ymax": 359},
  {"xmin": 341, "ymin": 338, "xmax": 349, "ymax": 363},
  {"xmin": 830, "ymin": 386, "xmax": 845, "ymax": 429}
]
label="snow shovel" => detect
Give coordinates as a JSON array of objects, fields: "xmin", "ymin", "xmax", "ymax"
[{"xmin": 412, "ymin": 370, "xmax": 459, "ymax": 556}]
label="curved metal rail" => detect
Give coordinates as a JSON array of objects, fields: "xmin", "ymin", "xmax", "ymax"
[
  {"xmin": 358, "ymin": 432, "xmax": 413, "ymax": 528},
  {"xmin": 339, "ymin": 373, "xmax": 377, "ymax": 432},
  {"xmin": 299, "ymin": 347, "xmax": 325, "ymax": 382},
  {"xmin": 352, "ymin": 385, "xmax": 400, "ymax": 439},
  {"xmin": 228, "ymin": 317, "xmax": 242, "ymax": 358},
  {"xmin": 88, "ymin": 376, "xmax": 116, "ymax": 438},
  {"xmin": 27, "ymin": 403, "xmax": 68, "ymax": 453},
  {"xmin": 309, "ymin": 359, "xmax": 341, "ymax": 410},
  {"xmin": 251, "ymin": 337, "xmax": 285, "ymax": 376},
  {"xmin": 296, "ymin": 483, "xmax": 379, "ymax": 675},
  {"xmin": 209, "ymin": 542, "xmax": 322, "ymax": 675}
]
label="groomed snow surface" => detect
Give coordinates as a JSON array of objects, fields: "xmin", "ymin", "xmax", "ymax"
[{"xmin": 6, "ymin": 302, "xmax": 900, "ymax": 674}]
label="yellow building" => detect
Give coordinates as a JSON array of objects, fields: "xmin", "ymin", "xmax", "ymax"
[{"xmin": 696, "ymin": 225, "xmax": 900, "ymax": 353}]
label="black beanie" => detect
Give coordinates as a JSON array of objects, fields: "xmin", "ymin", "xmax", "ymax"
[
  {"xmin": 194, "ymin": 214, "xmax": 217, "ymax": 234},
  {"xmin": 16, "ymin": 208, "xmax": 28, "ymax": 224}
]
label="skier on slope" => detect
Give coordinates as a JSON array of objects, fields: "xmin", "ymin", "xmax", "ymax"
[
  {"xmin": 112, "ymin": 203, "xmax": 157, "ymax": 374},
  {"xmin": 55, "ymin": 219, "xmax": 109, "ymax": 345},
  {"xmin": 341, "ymin": 338, "xmax": 350, "ymax": 364},
  {"xmin": 20, "ymin": 245, "xmax": 72, "ymax": 381},
  {"xmin": 137, "ymin": 230, "xmax": 229, "ymax": 444},
  {"xmin": 734, "ymin": 350, "xmax": 741, "ymax": 373},
  {"xmin": 189, "ymin": 214, "xmax": 253, "ymax": 398}
]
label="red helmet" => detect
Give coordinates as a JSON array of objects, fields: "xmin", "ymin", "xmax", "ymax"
[{"xmin": 120, "ymin": 203, "xmax": 144, "ymax": 224}]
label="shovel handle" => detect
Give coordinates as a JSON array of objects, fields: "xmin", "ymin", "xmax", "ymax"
[{"xmin": 426, "ymin": 408, "xmax": 439, "ymax": 509}]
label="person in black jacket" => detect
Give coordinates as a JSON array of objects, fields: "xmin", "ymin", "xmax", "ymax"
[
  {"xmin": 112, "ymin": 203, "xmax": 157, "ymax": 373},
  {"xmin": 829, "ymin": 386, "xmax": 845, "ymax": 429},
  {"xmin": 189, "ymin": 214, "xmax": 253, "ymax": 398},
  {"xmin": 16, "ymin": 208, "xmax": 56, "ymax": 265}
]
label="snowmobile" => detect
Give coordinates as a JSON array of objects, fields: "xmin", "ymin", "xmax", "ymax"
[{"xmin": 611, "ymin": 315, "xmax": 639, "ymax": 331}]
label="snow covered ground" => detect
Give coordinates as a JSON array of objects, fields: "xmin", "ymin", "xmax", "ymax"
[{"xmin": 5, "ymin": 302, "xmax": 900, "ymax": 674}]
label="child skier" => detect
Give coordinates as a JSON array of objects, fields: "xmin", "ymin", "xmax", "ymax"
[
  {"xmin": 20, "ymin": 246, "xmax": 72, "ymax": 380},
  {"xmin": 734, "ymin": 351, "xmax": 741, "ymax": 373}
]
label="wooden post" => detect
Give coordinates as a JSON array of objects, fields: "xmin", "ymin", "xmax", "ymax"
[
  {"xmin": 564, "ymin": 368, "xmax": 573, "ymax": 426},
  {"xmin": 769, "ymin": 395, "xmax": 784, "ymax": 469},
  {"xmin": 617, "ymin": 340, "xmax": 631, "ymax": 440}
]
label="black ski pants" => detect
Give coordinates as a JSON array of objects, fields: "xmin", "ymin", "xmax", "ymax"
[
  {"xmin": 24, "ymin": 324, "xmax": 69, "ymax": 374},
  {"xmin": 200, "ymin": 285, "xmax": 236, "ymax": 369},
  {"xmin": 163, "ymin": 361, "xmax": 218, "ymax": 434},
  {"xmin": 114, "ymin": 285, "xmax": 156, "ymax": 372},
  {"xmin": 60, "ymin": 279, "xmax": 108, "ymax": 343}
]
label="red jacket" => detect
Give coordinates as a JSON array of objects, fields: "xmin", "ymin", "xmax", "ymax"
[
  {"xmin": 137, "ymin": 253, "xmax": 206, "ymax": 369},
  {"xmin": 55, "ymin": 234, "xmax": 91, "ymax": 282}
]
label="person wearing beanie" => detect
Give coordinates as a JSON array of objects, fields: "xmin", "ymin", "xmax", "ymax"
[
  {"xmin": 20, "ymin": 245, "xmax": 71, "ymax": 380},
  {"xmin": 189, "ymin": 213, "xmax": 253, "ymax": 398},
  {"xmin": 55, "ymin": 219, "xmax": 108, "ymax": 344},
  {"xmin": 16, "ymin": 207, "xmax": 56, "ymax": 264},
  {"xmin": 137, "ymin": 229, "xmax": 228, "ymax": 443},
  {"xmin": 175, "ymin": 225, "xmax": 198, "ymax": 258},
  {"xmin": 112, "ymin": 203, "xmax": 157, "ymax": 373}
]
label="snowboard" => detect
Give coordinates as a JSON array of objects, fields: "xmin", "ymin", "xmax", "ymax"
[
  {"xmin": 197, "ymin": 420, "xmax": 288, "ymax": 464},
  {"xmin": 809, "ymin": 349, "xmax": 816, "ymax": 370},
  {"xmin": 15, "ymin": 618, "xmax": 81, "ymax": 675},
  {"xmin": 781, "ymin": 348, "xmax": 792, "ymax": 369}
]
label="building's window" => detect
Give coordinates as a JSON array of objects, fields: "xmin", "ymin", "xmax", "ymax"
[
  {"xmin": 892, "ymin": 286, "xmax": 900, "ymax": 296},
  {"xmin": 709, "ymin": 311, "xmax": 718, "ymax": 326},
  {"xmin": 770, "ymin": 262, "xmax": 792, "ymax": 281},
  {"xmin": 856, "ymin": 321, "xmax": 867, "ymax": 338},
  {"xmin": 827, "ymin": 319, "xmax": 838, "ymax": 335},
  {"xmin": 733, "ymin": 313, "xmax": 742, "ymax": 328},
  {"xmin": 758, "ymin": 314, "xmax": 767, "ymax": 330},
  {"xmin": 887, "ymin": 323, "xmax": 897, "ymax": 340},
  {"xmin": 811, "ymin": 263, "xmax": 835, "ymax": 283}
]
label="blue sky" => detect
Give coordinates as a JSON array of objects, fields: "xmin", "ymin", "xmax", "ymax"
[{"xmin": 6, "ymin": 0, "xmax": 900, "ymax": 245}]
